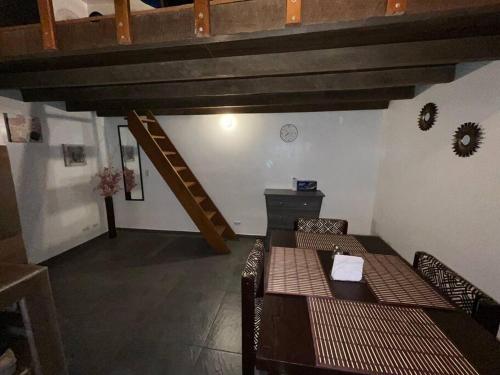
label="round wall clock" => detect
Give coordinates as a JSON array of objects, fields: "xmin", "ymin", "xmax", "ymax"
[
  {"xmin": 418, "ymin": 103, "xmax": 438, "ymax": 131},
  {"xmin": 452, "ymin": 122, "xmax": 483, "ymax": 157},
  {"xmin": 280, "ymin": 124, "xmax": 298, "ymax": 143}
]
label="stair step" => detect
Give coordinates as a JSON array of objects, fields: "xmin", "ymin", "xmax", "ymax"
[
  {"xmin": 151, "ymin": 135, "xmax": 166, "ymax": 140},
  {"xmin": 139, "ymin": 117, "xmax": 156, "ymax": 123},
  {"xmin": 174, "ymin": 166, "xmax": 187, "ymax": 172},
  {"xmin": 194, "ymin": 196, "xmax": 206, "ymax": 204},
  {"xmin": 205, "ymin": 211, "xmax": 216, "ymax": 220},
  {"xmin": 185, "ymin": 181, "xmax": 196, "ymax": 188},
  {"xmin": 215, "ymin": 225, "xmax": 226, "ymax": 236},
  {"xmin": 163, "ymin": 151, "xmax": 177, "ymax": 156}
]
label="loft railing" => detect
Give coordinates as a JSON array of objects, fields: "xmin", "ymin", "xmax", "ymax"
[
  {"xmin": 31, "ymin": 0, "xmax": 408, "ymax": 52},
  {"xmin": 3, "ymin": 0, "xmax": 413, "ymax": 53}
]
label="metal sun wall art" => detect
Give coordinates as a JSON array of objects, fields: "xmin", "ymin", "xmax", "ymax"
[
  {"xmin": 418, "ymin": 103, "xmax": 438, "ymax": 131},
  {"xmin": 417, "ymin": 104, "xmax": 484, "ymax": 158},
  {"xmin": 452, "ymin": 122, "xmax": 483, "ymax": 158}
]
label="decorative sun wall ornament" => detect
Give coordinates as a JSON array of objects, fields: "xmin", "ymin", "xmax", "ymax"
[
  {"xmin": 452, "ymin": 122, "xmax": 484, "ymax": 158},
  {"xmin": 418, "ymin": 103, "xmax": 438, "ymax": 131}
]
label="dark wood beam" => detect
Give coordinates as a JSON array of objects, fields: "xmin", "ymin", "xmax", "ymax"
[
  {"xmin": 36, "ymin": 0, "xmax": 57, "ymax": 50},
  {"xmin": 2, "ymin": 4, "xmax": 500, "ymax": 73},
  {"xmin": 64, "ymin": 87, "xmax": 414, "ymax": 112},
  {"xmin": 2, "ymin": 35, "xmax": 497, "ymax": 89},
  {"xmin": 114, "ymin": 0, "xmax": 132, "ymax": 45},
  {"xmin": 21, "ymin": 66, "xmax": 454, "ymax": 102},
  {"xmin": 95, "ymin": 101, "xmax": 390, "ymax": 117}
]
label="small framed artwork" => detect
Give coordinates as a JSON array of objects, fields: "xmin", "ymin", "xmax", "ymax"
[
  {"xmin": 62, "ymin": 144, "xmax": 87, "ymax": 167},
  {"xmin": 3, "ymin": 113, "xmax": 43, "ymax": 143}
]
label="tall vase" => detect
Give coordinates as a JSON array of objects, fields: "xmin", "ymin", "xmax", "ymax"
[{"xmin": 105, "ymin": 196, "xmax": 117, "ymax": 238}]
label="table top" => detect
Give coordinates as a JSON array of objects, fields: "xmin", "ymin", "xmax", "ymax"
[
  {"xmin": 256, "ymin": 230, "xmax": 500, "ymax": 375},
  {"xmin": 264, "ymin": 188, "xmax": 325, "ymax": 197}
]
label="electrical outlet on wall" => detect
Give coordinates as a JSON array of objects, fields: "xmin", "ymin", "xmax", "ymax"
[
  {"xmin": 233, "ymin": 221, "xmax": 241, "ymax": 226},
  {"xmin": 145, "ymin": 169, "xmax": 150, "ymax": 177}
]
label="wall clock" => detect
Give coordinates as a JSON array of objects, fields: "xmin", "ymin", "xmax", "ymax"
[
  {"xmin": 280, "ymin": 124, "xmax": 298, "ymax": 143},
  {"xmin": 452, "ymin": 122, "xmax": 483, "ymax": 157}
]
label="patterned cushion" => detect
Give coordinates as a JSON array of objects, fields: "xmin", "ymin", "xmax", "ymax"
[
  {"xmin": 296, "ymin": 218, "xmax": 348, "ymax": 235},
  {"xmin": 414, "ymin": 252, "xmax": 486, "ymax": 314},
  {"xmin": 242, "ymin": 239, "xmax": 265, "ymax": 295},
  {"xmin": 254, "ymin": 298, "xmax": 263, "ymax": 351}
]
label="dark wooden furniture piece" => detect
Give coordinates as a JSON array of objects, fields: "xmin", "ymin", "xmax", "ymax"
[
  {"xmin": 0, "ymin": 145, "xmax": 27, "ymax": 264},
  {"xmin": 295, "ymin": 217, "xmax": 348, "ymax": 235},
  {"xmin": 128, "ymin": 110, "xmax": 236, "ymax": 253},
  {"xmin": 264, "ymin": 189, "xmax": 324, "ymax": 249},
  {"xmin": 241, "ymin": 239, "xmax": 265, "ymax": 375},
  {"xmin": 414, "ymin": 251, "xmax": 500, "ymax": 336},
  {"xmin": 257, "ymin": 230, "xmax": 500, "ymax": 375},
  {"xmin": 0, "ymin": 263, "xmax": 67, "ymax": 375}
]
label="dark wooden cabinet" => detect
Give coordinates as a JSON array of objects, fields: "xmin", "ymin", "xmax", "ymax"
[{"xmin": 264, "ymin": 189, "xmax": 324, "ymax": 248}]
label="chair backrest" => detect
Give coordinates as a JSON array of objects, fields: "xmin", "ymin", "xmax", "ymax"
[
  {"xmin": 241, "ymin": 239, "xmax": 265, "ymax": 361},
  {"xmin": 414, "ymin": 251, "xmax": 500, "ymax": 336},
  {"xmin": 295, "ymin": 217, "xmax": 348, "ymax": 235}
]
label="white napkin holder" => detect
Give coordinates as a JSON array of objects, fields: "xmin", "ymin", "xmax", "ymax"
[{"xmin": 331, "ymin": 255, "xmax": 364, "ymax": 282}]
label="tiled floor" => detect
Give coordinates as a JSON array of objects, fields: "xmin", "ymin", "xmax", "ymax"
[{"xmin": 44, "ymin": 230, "xmax": 257, "ymax": 375}]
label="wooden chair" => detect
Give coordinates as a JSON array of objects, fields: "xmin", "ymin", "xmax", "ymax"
[
  {"xmin": 414, "ymin": 251, "xmax": 500, "ymax": 336},
  {"xmin": 241, "ymin": 239, "xmax": 265, "ymax": 375},
  {"xmin": 295, "ymin": 217, "xmax": 348, "ymax": 235}
]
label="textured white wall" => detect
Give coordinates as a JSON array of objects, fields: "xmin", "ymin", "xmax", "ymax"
[
  {"xmin": 86, "ymin": 0, "xmax": 154, "ymax": 15},
  {"xmin": 0, "ymin": 91, "xmax": 107, "ymax": 263},
  {"xmin": 373, "ymin": 61, "xmax": 500, "ymax": 301},
  {"xmin": 104, "ymin": 111, "xmax": 384, "ymax": 236},
  {"xmin": 53, "ymin": 0, "xmax": 89, "ymax": 20}
]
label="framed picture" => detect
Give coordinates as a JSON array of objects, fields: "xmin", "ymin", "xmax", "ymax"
[
  {"xmin": 62, "ymin": 144, "xmax": 87, "ymax": 167},
  {"xmin": 3, "ymin": 113, "xmax": 43, "ymax": 143}
]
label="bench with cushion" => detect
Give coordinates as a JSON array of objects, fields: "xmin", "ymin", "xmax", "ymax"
[
  {"xmin": 241, "ymin": 239, "xmax": 265, "ymax": 375},
  {"xmin": 414, "ymin": 251, "xmax": 500, "ymax": 336},
  {"xmin": 295, "ymin": 217, "xmax": 348, "ymax": 235}
]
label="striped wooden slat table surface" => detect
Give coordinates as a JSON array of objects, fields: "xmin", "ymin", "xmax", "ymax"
[
  {"xmin": 362, "ymin": 254, "xmax": 455, "ymax": 310},
  {"xmin": 295, "ymin": 232, "xmax": 368, "ymax": 255},
  {"xmin": 266, "ymin": 247, "xmax": 333, "ymax": 298},
  {"xmin": 308, "ymin": 297, "xmax": 478, "ymax": 375}
]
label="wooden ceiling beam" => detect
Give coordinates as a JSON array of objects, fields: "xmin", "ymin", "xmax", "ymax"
[
  {"xmin": 64, "ymin": 87, "xmax": 414, "ymax": 112},
  {"xmin": 2, "ymin": 35, "xmax": 497, "ymax": 89},
  {"xmin": 95, "ymin": 101, "xmax": 390, "ymax": 117},
  {"xmin": 21, "ymin": 66, "xmax": 454, "ymax": 102}
]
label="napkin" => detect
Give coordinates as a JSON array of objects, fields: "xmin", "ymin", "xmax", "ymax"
[{"xmin": 331, "ymin": 255, "xmax": 364, "ymax": 282}]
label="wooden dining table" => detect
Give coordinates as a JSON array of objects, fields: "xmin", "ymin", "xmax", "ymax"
[{"xmin": 256, "ymin": 230, "xmax": 500, "ymax": 375}]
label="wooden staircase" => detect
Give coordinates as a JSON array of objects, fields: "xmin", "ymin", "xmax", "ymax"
[{"xmin": 127, "ymin": 110, "xmax": 236, "ymax": 254}]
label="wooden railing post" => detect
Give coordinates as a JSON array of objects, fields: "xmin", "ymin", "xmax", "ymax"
[
  {"xmin": 114, "ymin": 0, "xmax": 133, "ymax": 44},
  {"xmin": 386, "ymin": 0, "xmax": 407, "ymax": 15},
  {"xmin": 36, "ymin": 0, "xmax": 57, "ymax": 50},
  {"xmin": 286, "ymin": 0, "xmax": 302, "ymax": 25},
  {"xmin": 194, "ymin": 0, "xmax": 211, "ymax": 37}
]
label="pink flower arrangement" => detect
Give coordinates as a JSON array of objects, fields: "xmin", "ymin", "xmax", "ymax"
[
  {"xmin": 123, "ymin": 167, "xmax": 137, "ymax": 193},
  {"xmin": 95, "ymin": 167, "xmax": 122, "ymax": 197}
]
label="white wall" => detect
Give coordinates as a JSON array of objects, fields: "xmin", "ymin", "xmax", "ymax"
[
  {"xmin": 104, "ymin": 111, "xmax": 384, "ymax": 236},
  {"xmin": 373, "ymin": 61, "xmax": 500, "ymax": 301},
  {"xmin": 53, "ymin": 0, "xmax": 88, "ymax": 20},
  {"xmin": 86, "ymin": 0, "xmax": 154, "ymax": 15},
  {"xmin": 0, "ymin": 91, "xmax": 108, "ymax": 263}
]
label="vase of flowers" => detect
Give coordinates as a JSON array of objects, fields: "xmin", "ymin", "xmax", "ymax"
[
  {"xmin": 123, "ymin": 167, "xmax": 137, "ymax": 200},
  {"xmin": 95, "ymin": 167, "xmax": 121, "ymax": 238}
]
